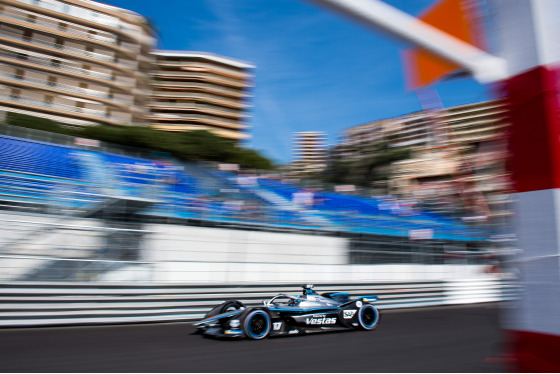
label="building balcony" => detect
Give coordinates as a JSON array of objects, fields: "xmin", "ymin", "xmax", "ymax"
[
  {"xmin": 441, "ymin": 109, "xmax": 507, "ymax": 124},
  {"xmin": 152, "ymin": 91, "xmax": 248, "ymax": 108},
  {"xmin": 446, "ymin": 118, "xmax": 505, "ymax": 130},
  {"xmin": 0, "ymin": 49, "xmax": 134, "ymax": 94},
  {"xmin": 6, "ymin": 0, "xmax": 145, "ymax": 43},
  {"xmin": 0, "ymin": 28, "xmax": 138, "ymax": 73},
  {"xmin": 0, "ymin": 92, "xmax": 129, "ymax": 125},
  {"xmin": 296, "ymin": 143, "xmax": 325, "ymax": 147},
  {"xmin": 0, "ymin": 27, "xmax": 113, "ymax": 60},
  {"xmin": 0, "ymin": 47, "xmax": 110, "ymax": 79},
  {"xmin": 151, "ymin": 80, "xmax": 248, "ymax": 98},
  {"xmin": 392, "ymin": 139, "xmax": 429, "ymax": 148},
  {"xmin": 294, "ymin": 158, "xmax": 327, "ymax": 163},
  {"xmin": 150, "ymin": 123, "xmax": 249, "ymax": 140},
  {"xmin": 450, "ymin": 134, "xmax": 497, "ymax": 145},
  {"xmin": 444, "ymin": 100, "xmax": 504, "ymax": 116},
  {"xmin": 1, "ymin": 11, "xmax": 114, "ymax": 43},
  {"xmin": 0, "ymin": 71, "xmax": 132, "ymax": 109},
  {"xmin": 148, "ymin": 101, "xmax": 245, "ymax": 117},
  {"xmin": 14, "ymin": 0, "xmax": 121, "ymax": 27},
  {"xmin": 151, "ymin": 71, "xmax": 250, "ymax": 88},
  {"xmin": 0, "ymin": 12, "xmax": 140, "ymax": 58},
  {"xmin": 293, "ymin": 149, "xmax": 326, "ymax": 154},
  {"xmin": 293, "ymin": 150, "xmax": 326, "ymax": 155},
  {"xmin": 294, "ymin": 140, "xmax": 326, "ymax": 144},
  {"xmin": 451, "ymin": 126, "xmax": 501, "ymax": 138},
  {"xmin": 155, "ymin": 61, "xmax": 249, "ymax": 79},
  {"xmin": 397, "ymin": 123, "xmax": 430, "ymax": 134},
  {"xmin": 293, "ymin": 148, "xmax": 326, "ymax": 151},
  {"xmin": 149, "ymin": 113, "xmax": 246, "ymax": 130}
]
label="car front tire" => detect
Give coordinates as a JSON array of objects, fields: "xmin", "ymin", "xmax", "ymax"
[{"xmin": 243, "ymin": 310, "xmax": 271, "ymax": 340}]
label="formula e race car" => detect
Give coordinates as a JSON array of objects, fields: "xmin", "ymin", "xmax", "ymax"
[{"xmin": 194, "ymin": 284, "xmax": 380, "ymax": 339}]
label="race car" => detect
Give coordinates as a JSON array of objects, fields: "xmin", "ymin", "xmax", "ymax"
[{"xmin": 194, "ymin": 284, "xmax": 380, "ymax": 339}]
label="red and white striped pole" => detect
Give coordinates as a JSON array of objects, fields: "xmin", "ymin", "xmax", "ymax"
[{"xmin": 494, "ymin": 1, "xmax": 560, "ymax": 370}]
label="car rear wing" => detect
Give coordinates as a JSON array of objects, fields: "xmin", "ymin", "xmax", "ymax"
[{"xmin": 357, "ymin": 295, "xmax": 378, "ymax": 303}]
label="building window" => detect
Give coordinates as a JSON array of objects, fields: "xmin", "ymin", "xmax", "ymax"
[
  {"xmin": 23, "ymin": 30, "xmax": 32, "ymax": 42},
  {"xmin": 58, "ymin": 22, "xmax": 68, "ymax": 31},
  {"xmin": 27, "ymin": 14, "xmax": 37, "ymax": 23},
  {"xmin": 44, "ymin": 95, "xmax": 53, "ymax": 105},
  {"xmin": 14, "ymin": 69, "xmax": 24, "ymax": 80},
  {"xmin": 47, "ymin": 76, "xmax": 57, "ymax": 86},
  {"xmin": 76, "ymin": 102, "xmax": 84, "ymax": 112},
  {"xmin": 51, "ymin": 59, "xmax": 61, "ymax": 67},
  {"xmin": 55, "ymin": 37, "xmax": 63, "ymax": 49},
  {"xmin": 10, "ymin": 88, "xmax": 21, "ymax": 99}
]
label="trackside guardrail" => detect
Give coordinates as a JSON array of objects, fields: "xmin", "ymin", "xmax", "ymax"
[{"xmin": 0, "ymin": 278, "xmax": 519, "ymax": 327}]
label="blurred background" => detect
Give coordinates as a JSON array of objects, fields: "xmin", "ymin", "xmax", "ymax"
[{"xmin": 0, "ymin": 0, "xmax": 545, "ymax": 372}]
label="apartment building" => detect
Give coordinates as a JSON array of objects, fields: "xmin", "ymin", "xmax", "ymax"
[
  {"xmin": 291, "ymin": 131, "xmax": 327, "ymax": 175},
  {"xmin": 338, "ymin": 118, "xmax": 399, "ymax": 159},
  {"xmin": 149, "ymin": 50, "xmax": 254, "ymax": 141},
  {"xmin": 0, "ymin": 0, "xmax": 155, "ymax": 127},
  {"xmin": 439, "ymin": 100, "xmax": 507, "ymax": 147},
  {"xmin": 338, "ymin": 99, "xmax": 509, "ymax": 218},
  {"xmin": 389, "ymin": 99, "xmax": 508, "ymax": 192},
  {"xmin": 341, "ymin": 99, "xmax": 505, "ymax": 154}
]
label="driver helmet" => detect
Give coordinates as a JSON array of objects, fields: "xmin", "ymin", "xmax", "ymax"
[{"xmin": 302, "ymin": 284, "xmax": 315, "ymax": 296}]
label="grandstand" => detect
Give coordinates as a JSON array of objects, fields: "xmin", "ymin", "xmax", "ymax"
[
  {"xmin": 0, "ymin": 132, "xmax": 486, "ymax": 239},
  {"xmin": 0, "ymin": 125, "xmax": 493, "ymax": 282}
]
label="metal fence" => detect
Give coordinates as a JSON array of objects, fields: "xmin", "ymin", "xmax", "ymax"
[
  {"xmin": 348, "ymin": 234, "xmax": 497, "ymax": 265},
  {"xmin": 0, "ymin": 278, "xmax": 519, "ymax": 327}
]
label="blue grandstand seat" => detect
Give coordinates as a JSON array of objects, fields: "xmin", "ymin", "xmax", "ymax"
[
  {"xmin": 0, "ymin": 135, "xmax": 486, "ymax": 241},
  {"xmin": 0, "ymin": 135, "xmax": 83, "ymax": 179}
]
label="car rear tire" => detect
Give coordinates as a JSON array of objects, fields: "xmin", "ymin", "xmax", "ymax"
[
  {"xmin": 357, "ymin": 304, "xmax": 379, "ymax": 330},
  {"xmin": 243, "ymin": 310, "xmax": 271, "ymax": 340},
  {"xmin": 204, "ymin": 300, "xmax": 245, "ymax": 318}
]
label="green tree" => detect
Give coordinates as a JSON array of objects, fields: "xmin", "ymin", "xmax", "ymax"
[
  {"xmin": 322, "ymin": 142, "xmax": 411, "ymax": 188},
  {"xmin": 5, "ymin": 113, "xmax": 274, "ymax": 170}
]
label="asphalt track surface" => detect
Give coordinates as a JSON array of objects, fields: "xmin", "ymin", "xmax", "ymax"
[{"xmin": 0, "ymin": 304, "xmax": 506, "ymax": 373}]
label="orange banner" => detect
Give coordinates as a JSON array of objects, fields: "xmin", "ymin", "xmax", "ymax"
[{"xmin": 404, "ymin": 0, "xmax": 485, "ymax": 89}]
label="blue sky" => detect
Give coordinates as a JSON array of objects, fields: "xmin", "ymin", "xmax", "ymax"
[{"xmin": 103, "ymin": 0, "xmax": 491, "ymax": 164}]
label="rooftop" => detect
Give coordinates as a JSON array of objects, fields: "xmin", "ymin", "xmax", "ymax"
[{"xmin": 152, "ymin": 50, "xmax": 255, "ymax": 69}]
